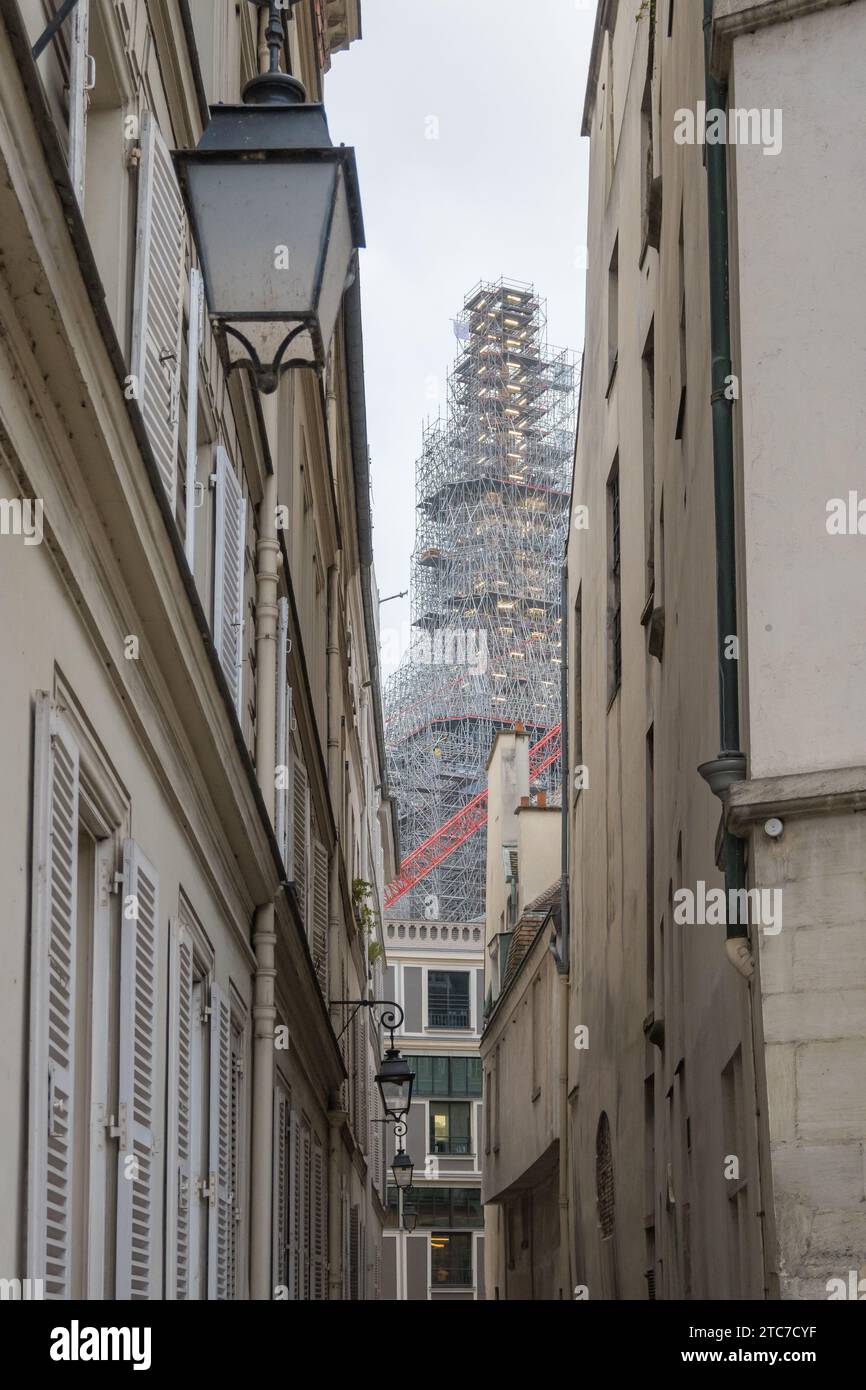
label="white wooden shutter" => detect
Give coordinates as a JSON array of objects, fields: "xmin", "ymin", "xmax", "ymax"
[
  {"xmin": 291, "ymin": 750, "xmax": 308, "ymax": 923},
  {"xmin": 359, "ymin": 1009, "xmax": 369, "ymax": 1155},
  {"xmin": 166, "ymin": 920, "xmax": 194, "ymax": 1299},
  {"xmin": 27, "ymin": 695, "xmax": 80, "ymax": 1298},
  {"xmin": 290, "ymin": 1111, "xmax": 301, "ymax": 1298},
  {"xmin": 349, "ymin": 1204, "xmax": 360, "ymax": 1301},
  {"xmin": 131, "ymin": 109, "xmax": 186, "ymax": 505},
  {"xmin": 312, "ymin": 1138, "xmax": 325, "ymax": 1300},
  {"xmin": 213, "ymin": 445, "xmax": 246, "ymax": 713},
  {"xmin": 271, "ymin": 1087, "xmax": 289, "ymax": 1294},
  {"xmin": 301, "ymin": 1123, "xmax": 312, "ymax": 1300},
  {"xmin": 275, "ymin": 597, "xmax": 289, "ymax": 862},
  {"xmin": 229, "ymin": 1027, "xmax": 242, "ymax": 1299},
  {"xmin": 207, "ymin": 982, "xmax": 232, "ymax": 1299},
  {"xmin": 184, "ymin": 266, "xmax": 204, "ymax": 567},
  {"xmin": 311, "ymin": 837, "xmax": 328, "ymax": 995},
  {"xmin": 67, "ymin": 0, "xmax": 90, "ymax": 205},
  {"xmin": 116, "ymin": 840, "xmax": 160, "ymax": 1300}
]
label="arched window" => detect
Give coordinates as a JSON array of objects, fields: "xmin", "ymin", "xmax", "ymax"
[{"xmin": 596, "ymin": 1112, "xmax": 615, "ymax": 1240}]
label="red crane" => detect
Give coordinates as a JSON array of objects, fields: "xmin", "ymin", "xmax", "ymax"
[{"xmin": 384, "ymin": 724, "xmax": 562, "ymax": 910}]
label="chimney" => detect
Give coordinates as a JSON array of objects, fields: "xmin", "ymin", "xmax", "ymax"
[{"xmin": 537, "ymin": 790, "xmax": 547, "ymax": 808}]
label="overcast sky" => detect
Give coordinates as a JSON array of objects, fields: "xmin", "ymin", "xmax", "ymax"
[{"xmin": 325, "ymin": 0, "xmax": 595, "ymax": 677}]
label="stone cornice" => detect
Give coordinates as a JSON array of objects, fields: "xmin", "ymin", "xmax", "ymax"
[
  {"xmin": 711, "ymin": 0, "xmax": 859, "ymax": 79},
  {"xmin": 726, "ymin": 765, "xmax": 866, "ymax": 834}
]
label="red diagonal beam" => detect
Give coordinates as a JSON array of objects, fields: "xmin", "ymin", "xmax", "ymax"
[{"xmin": 384, "ymin": 724, "xmax": 561, "ymax": 910}]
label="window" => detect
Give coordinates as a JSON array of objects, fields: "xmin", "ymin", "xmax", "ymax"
[
  {"xmin": 531, "ymin": 976, "xmax": 542, "ymax": 1100},
  {"xmin": 388, "ymin": 1186, "xmax": 482, "ymax": 1229},
  {"xmin": 607, "ymin": 459, "xmax": 622, "ymax": 701},
  {"xmin": 430, "ymin": 1102, "xmax": 472, "ymax": 1155},
  {"xmin": 607, "ymin": 238, "xmax": 619, "ymax": 391},
  {"xmin": 428, "ymin": 971, "xmax": 470, "ymax": 1029},
  {"xmin": 642, "ymin": 324, "xmax": 656, "ymax": 600},
  {"xmin": 676, "ymin": 206, "xmax": 687, "ymax": 440},
  {"xmin": 405, "ymin": 1055, "xmax": 482, "ymax": 1097},
  {"xmin": 431, "ymin": 1232, "xmax": 473, "ymax": 1287}
]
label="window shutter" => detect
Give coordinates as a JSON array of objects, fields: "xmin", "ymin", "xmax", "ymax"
[
  {"xmin": 291, "ymin": 750, "xmax": 308, "ymax": 922},
  {"xmin": 349, "ymin": 1204, "xmax": 360, "ymax": 1301},
  {"xmin": 213, "ymin": 445, "xmax": 246, "ymax": 713},
  {"xmin": 207, "ymin": 982, "xmax": 232, "ymax": 1299},
  {"xmin": 358, "ymin": 1009, "xmax": 368, "ymax": 1155},
  {"xmin": 312, "ymin": 1138, "xmax": 325, "ymax": 1300},
  {"xmin": 27, "ymin": 695, "xmax": 80, "ymax": 1298},
  {"xmin": 166, "ymin": 920, "xmax": 194, "ymax": 1299},
  {"xmin": 275, "ymin": 597, "xmax": 289, "ymax": 863},
  {"xmin": 116, "ymin": 840, "xmax": 160, "ymax": 1300},
  {"xmin": 131, "ymin": 110, "xmax": 186, "ymax": 505},
  {"xmin": 302, "ymin": 1124, "xmax": 312, "ymax": 1300},
  {"xmin": 311, "ymin": 838, "xmax": 328, "ymax": 995},
  {"xmin": 67, "ymin": 0, "xmax": 90, "ymax": 205},
  {"xmin": 229, "ymin": 1027, "xmax": 242, "ymax": 1299},
  {"xmin": 271, "ymin": 1087, "xmax": 289, "ymax": 1294},
  {"xmin": 291, "ymin": 1111, "xmax": 302, "ymax": 1298},
  {"xmin": 184, "ymin": 266, "xmax": 204, "ymax": 567}
]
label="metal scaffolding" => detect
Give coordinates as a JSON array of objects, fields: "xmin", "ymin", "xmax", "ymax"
[{"xmin": 384, "ymin": 278, "xmax": 578, "ymax": 922}]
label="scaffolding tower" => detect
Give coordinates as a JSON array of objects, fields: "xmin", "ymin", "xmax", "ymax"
[{"xmin": 385, "ymin": 278, "xmax": 578, "ymax": 922}]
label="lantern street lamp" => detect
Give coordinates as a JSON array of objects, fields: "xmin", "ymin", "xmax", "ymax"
[
  {"xmin": 376, "ymin": 1044, "xmax": 415, "ymax": 1120},
  {"xmin": 391, "ymin": 1147, "xmax": 415, "ymax": 1192},
  {"xmin": 401, "ymin": 1192, "xmax": 418, "ymax": 1233},
  {"xmin": 173, "ymin": 0, "xmax": 364, "ymax": 392}
]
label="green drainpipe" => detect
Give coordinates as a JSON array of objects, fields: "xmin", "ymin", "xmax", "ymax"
[{"xmin": 697, "ymin": 0, "xmax": 748, "ymax": 941}]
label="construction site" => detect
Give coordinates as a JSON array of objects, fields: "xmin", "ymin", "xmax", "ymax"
[{"xmin": 384, "ymin": 278, "xmax": 578, "ymax": 923}]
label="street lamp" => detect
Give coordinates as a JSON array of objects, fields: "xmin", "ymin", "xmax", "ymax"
[
  {"xmin": 173, "ymin": 0, "xmax": 364, "ymax": 392},
  {"xmin": 391, "ymin": 1148, "xmax": 415, "ymax": 1192},
  {"xmin": 402, "ymin": 1194, "xmax": 418, "ymax": 1233},
  {"xmin": 376, "ymin": 1045, "xmax": 415, "ymax": 1120}
]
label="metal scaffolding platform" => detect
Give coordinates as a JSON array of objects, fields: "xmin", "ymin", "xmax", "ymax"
[{"xmin": 384, "ymin": 278, "xmax": 578, "ymax": 922}]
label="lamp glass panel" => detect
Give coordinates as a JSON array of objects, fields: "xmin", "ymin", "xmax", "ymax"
[{"xmin": 185, "ymin": 159, "xmax": 337, "ymax": 317}]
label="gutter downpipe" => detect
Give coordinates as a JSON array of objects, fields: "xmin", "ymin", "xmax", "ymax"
[
  {"xmin": 557, "ymin": 563, "xmax": 571, "ymax": 1299},
  {"xmin": 699, "ymin": 0, "xmax": 750, "ymax": 962},
  {"xmin": 251, "ymin": 456, "xmax": 280, "ymax": 1298}
]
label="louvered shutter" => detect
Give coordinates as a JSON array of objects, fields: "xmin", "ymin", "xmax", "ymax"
[
  {"xmin": 291, "ymin": 750, "xmax": 308, "ymax": 923},
  {"xmin": 275, "ymin": 597, "xmax": 289, "ymax": 862},
  {"xmin": 213, "ymin": 445, "xmax": 246, "ymax": 713},
  {"xmin": 291, "ymin": 1111, "xmax": 302, "ymax": 1298},
  {"xmin": 349, "ymin": 1205, "xmax": 360, "ymax": 1301},
  {"xmin": 67, "ymin": 0, "xmax": 90, "ymax": 205},
  {"xmin": 166, "ymin": 920, "xmax": 194, "ymax": 1299},
  {"xmin": 312, "ymin": 1139, "xmax": 325, "ymax": 1300},
  {"xmin": 27, "ymin": 695, "xmax": 80, "ymax": 1298},
  {"xmin": 271, "ymin": 1088, "xmax": 289, "ymax": 1294},
  {"xmin": 302, "ymin": 1124, "xmax": 312, "ymax": 1301},
  {"xmin": 358, "ymin": 1009, "xmax": 368, "ymax": 1154},
  {"xmin": 184, "ymin": 266, "xmax": 204, "ymax": 567},
  {"xmin": 229, "ymin": 1028, "xmax": 242, "ymax": 1299},
  {"xmin": 311, "ymin": 838, "xmax": 328, "ymax": 995},
  {"xmin": 207, "ymin": 982, "xmax": 232, "ymax": 1299},
  {"xmin": 116, "ymin": 840, "xmax": 160, "ymax": 1299},
  {"xmin": 131, "ymin": 110, "xmax": 186, "ymax": 504}
]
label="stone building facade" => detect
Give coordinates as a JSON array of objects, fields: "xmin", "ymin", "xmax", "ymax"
[{"xmin": 0, "ymin": 0, "xmax": 396, "ymax": 1299}]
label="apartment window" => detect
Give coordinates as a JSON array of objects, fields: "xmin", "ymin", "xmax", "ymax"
[
  {"xmin": 642, "ymin": 324, "xmax": 656, "ymax": 600},
  {"xmin": 531, "ymin": 975, "xmax": 543, "ymax": 1100},
  {"xmin": 27, "ymin": 692, "xmax": 165, "ymax": 1300},
  {"xmin": 430, "ymin": 1102, "xmax": 472, "ymax": 1155},
  {"xmin": 607, "ymin": 458, "xmax": 622, "ymax": 701},
  {"xmin": 722, "ymin": 1046, "xmax": 748, "ymax": 1298},
  {"xmin": 428, "ymin": 971, "xmax": 471, "ymax": 1029},
  {"xmin": 607, "ymin": 238, "xmax": 619, "ymax": 393},
  {"xmin": 431, "ymin": 1232, "xmax": 474, "ymax": 1288},
  {"xmin": 676, "ymin": 206, "xmax": 687, "ymax": 440},
  {"xmin": 386, "ymin": 1185, "xmax": 482, "ymax": 1229},
  {"xmin": 405, "ymin": 1055, "xmax": 482, "ymax": 1097}
]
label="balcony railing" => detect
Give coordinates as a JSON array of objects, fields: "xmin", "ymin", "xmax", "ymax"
[
  {"xmin": 432, "ymin": 1138, "xmax": 471, "ymax": 1155},
  {"xmin": 428, "ymin": 1008, "xmax": 471, "ymax": 1029}
]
